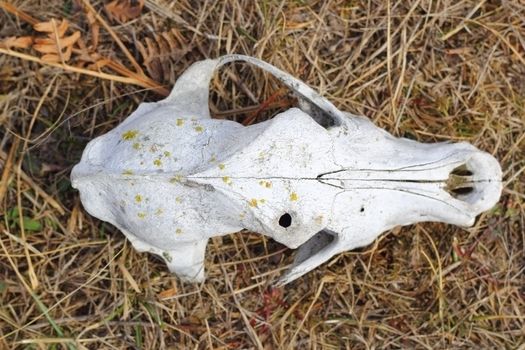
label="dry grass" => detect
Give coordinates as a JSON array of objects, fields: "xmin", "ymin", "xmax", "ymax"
[{"xmin": 1, "ymin": 0, "xmax": 524, "ymax": 349}]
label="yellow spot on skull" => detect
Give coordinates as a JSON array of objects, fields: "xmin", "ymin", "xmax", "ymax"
[
  {"xmin": 170, "ymin": 175, "xmax": 182, "ymax": 183},
  {"xmin": 260, "ymin": 199, "xmax": 266, "ymax": 204},
  {"xmin": 176, "ymin": 228, "xmax": 182, "ymax": 235},
  {"xmin": 290, "ymin": 192, "xmax": 298, "ymax": 201},
  {"xmin": 163, "ymin": 151, "xmax": 171, "ymax": 157},
  {"xmin": 154, "ymin": 159, "xmax": 162, "ymax": 167},
  {"xmin": 122, "ymin": 130, "xmax": 138, "ymax": 140},
  {"xmin": 259, "ymin": 180, "xmax": 272, "ymax": 188},
  {"xmin": 218, "ymin": 163, "xmax": 225, "ymax": 170},
  {"xmin": 134, "ymin": 194, "xmax": 142, "ymax": 203},
  {"xmin": 175, "ymin": 196, "xmax": 182, "ymax": 203},
  {"xmin": 132, "ymin": 142, "xmax": 141, "ymax": 150},
  {"xmin": 176, "ymin": 118, "xmax": 184, "ymax": 126},
  {"xmin": 222, "ymin": 176, "xmax": 231, "ymax": 184},
  {"xmin": 162, "ymin": 251, "xmax": 172, "ymax": 262},
  {"xmin": 122, "ymin": 169, "xmax": 134, "ymax": 176},
  {"xmin": 210, "ymin": 155, "xmax": 216, "ymax": 162},
  {"xmin": 248, "ymin": 198, "xmax": 258, "ymax": 207},
  {"xmin": 194, "ymin": 126, "xmax": 204, "ymax": 133},
  {"xmin": 155, "ymin": 208, "xmax": 164, "ymax": 216},
  {"xmin": 137, "ymin": 212, "xmax": 146, "ymax": 219}
]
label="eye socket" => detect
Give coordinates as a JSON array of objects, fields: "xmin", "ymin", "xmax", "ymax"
[{"xmin": 279, "ymin": 213, "xmax": 292, "ymax": 228}]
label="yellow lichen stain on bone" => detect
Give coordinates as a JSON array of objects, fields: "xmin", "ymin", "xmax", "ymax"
[
  {"xmin": 170, "ymin": 175, "xmax": 182, "ymax": 183},
  {"xmin": 218, "ymin": 163, "xmax": 225, "ymax": 170},
  {"xmin": 122, "ymin": 130, "xmax": 139, "ymax": 140},
  {"xmin": 153, "ymin": 159, "xmax": 162, "ymax": 167},
  {"xmin": 248, "ymin": 198, "xmax": 258, "ymax": 207},
  {"xmin": 176, "ymin": 228, "xmax": 183, "ymax": 235},
  {"xmin": 163, "ymin": 151, "xmax": 171, "ymax": 157},
  {"xmin": 137, "ymin": 212, "xmax": 146, "ymax": 219},
  {"xmin": 175, "ymin": 196, "xmax": 182, "ymax": 203},
  {"xmin": 194, "ymin": 126, "xmax": 204, "ymax": 133},
  {"xmin": 134, "ymin": 194, "xmax": 142, "ymax": 203},
  {"xmin": 176, "ymin": 118, "xmax": 184, "ymax": 126},
  {"xmin": 259, "ymin": 180, "xmax": 272, "ymax": 188},
  {"xmin": 222, "ymin": 176, "xmax": 231, "ymax": 184},
  {"xmin": 132, "ymin": 142, "xmax": 141, "ymax": 150},
  {"xmin": 122, "ymin": 169, "xmax": 134, "ymax": 176},
  {"xmin": 155, "ymin": 208, "xmax": 164, "ymax": 216},
  {"xmin": 162, "ymin": 251, "xmax": 172, "ymax": 262},
  {"xmin": 290, "ymin": 192, "xmax": 298, "ymax": 201}
]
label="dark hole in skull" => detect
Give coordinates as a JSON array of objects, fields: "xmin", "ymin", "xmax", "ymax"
[
  {"xmin": 293, "ymin": 230, "xmax": 337, "ymax": 265},
  {"xmin": 279, "ymin": 213, "xmax": 292, "ymax": 228},
  {"xmin": 451, "ymin": 187, "xmax": 474, "ymax": 196},
  {"xmin": 297, "ymin": 99, "xmax": 339, "ymax": 128},
  {"xmin": 451, "ymin": 164, "xmax": 474, "ymax": 176},
  {"xmin": 447, "ymin": 164, "xmax": 475, "ymax": 198}
]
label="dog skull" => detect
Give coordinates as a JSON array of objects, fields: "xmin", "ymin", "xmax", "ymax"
[{"xmin": 71, "ymin": 55, "xmax": 502, "ymax": 284}]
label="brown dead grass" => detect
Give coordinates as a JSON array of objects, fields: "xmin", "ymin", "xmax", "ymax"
[{"xmin": 0, "ymin": 0, "xmax": 524, "ymax": 349}]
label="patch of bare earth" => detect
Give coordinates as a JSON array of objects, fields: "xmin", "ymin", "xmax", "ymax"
[{"xmin": 0, "ymin": 0, "xmax": 523, "ymax": 348}]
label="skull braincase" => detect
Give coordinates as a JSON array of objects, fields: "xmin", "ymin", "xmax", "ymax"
[{"xmin": 71, "ymin": 55, "xmax": 502, "ymax": 284}]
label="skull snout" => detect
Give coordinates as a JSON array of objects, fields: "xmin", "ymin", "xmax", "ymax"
[{"xmin": 445, "ymin": 151, "xmax": 502, "ymax": 215}]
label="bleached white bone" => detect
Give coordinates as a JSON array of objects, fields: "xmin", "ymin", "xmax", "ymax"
[{"xmin": 71, "ymin": 55, "xmax": 502, "ymax": 285}]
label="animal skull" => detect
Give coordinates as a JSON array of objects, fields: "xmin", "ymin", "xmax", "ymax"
[{"xmin": 71, "ymin": 55, "xmax": 502, "ymax": 284}]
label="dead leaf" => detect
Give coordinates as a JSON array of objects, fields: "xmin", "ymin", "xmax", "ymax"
[
  {"xmin": 105, "ymin": 0, "xmax": 144, "ymax": 23},
  {"xmin": 34, "ymin": 19, "xmax": 69, "ymax": 36},
  {"xmin": 137, "ymin": 28, "xmax": 190, "ymax": 83},
  {"xmin": 158, "ymin": 287, "xmax": 178, "ymax": 299},
  {"xmin": 85, "ymin": 10, "xmax": 99, "ymax": 49},
  {"xmin": 0, "ymin": 36, "xmax": 33, "ymax": 49},
  {"xmin": 33, "ymin": 32, "xmax": 81, "ymax": 53},
  {"xmin": 32, "ymin": 19, "xmax": 80, "ymax": 63}
]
